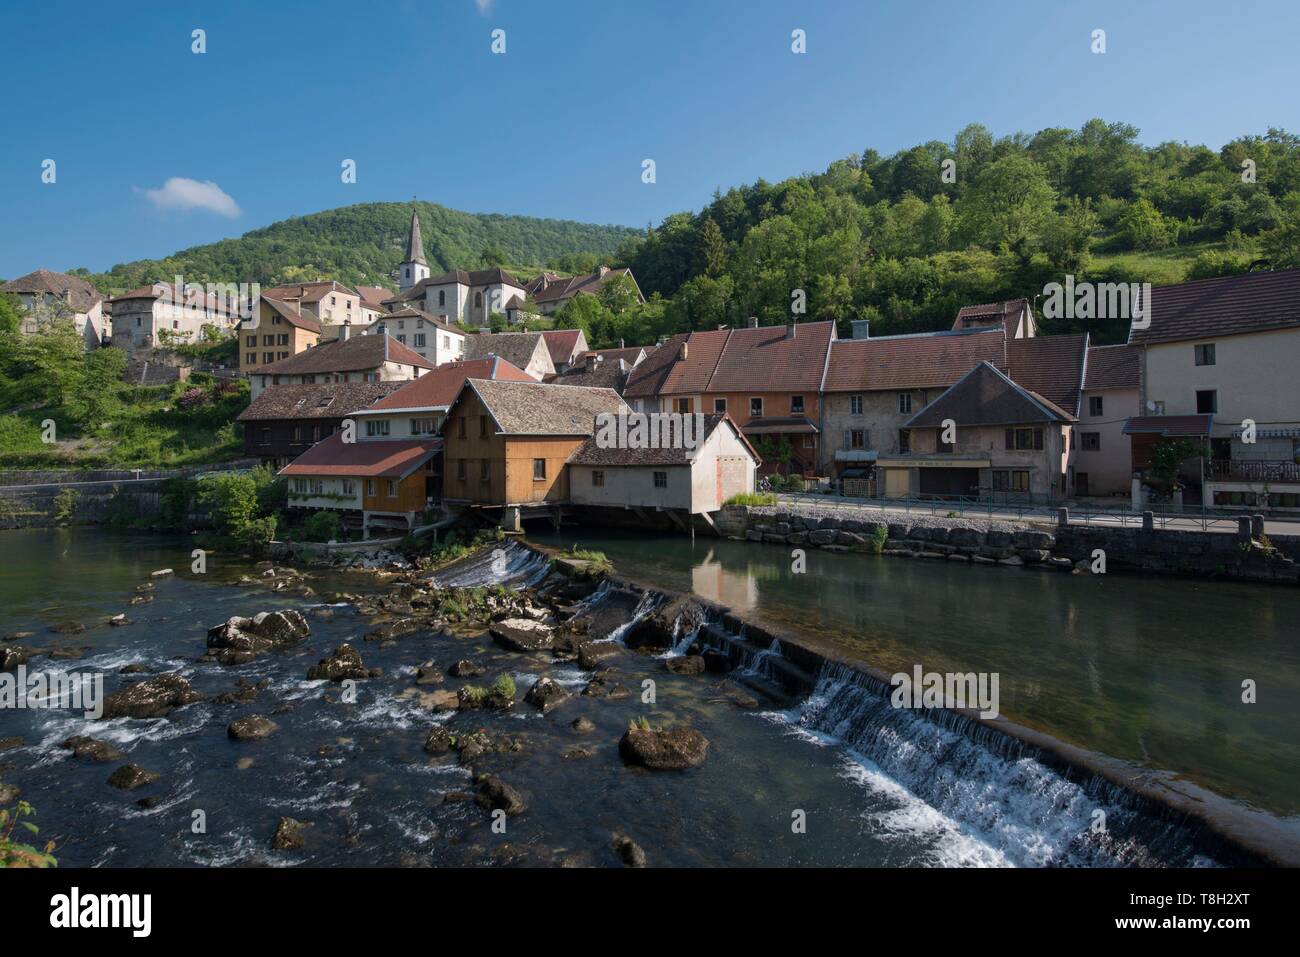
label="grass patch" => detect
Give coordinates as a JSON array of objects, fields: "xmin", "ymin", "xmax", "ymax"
[{"xmin": 724, "ymin": 492, "xmax": 777, "ymax": 507}]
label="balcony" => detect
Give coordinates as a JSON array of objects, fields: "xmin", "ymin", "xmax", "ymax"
[{"xmin": 1209, "ymin": 459, "xmax": 1300, "ymax": 483}]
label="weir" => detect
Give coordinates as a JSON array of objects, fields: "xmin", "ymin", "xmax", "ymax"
[{"xmin": 431, "ymin": 539, "xmax": 1300, "ymax": 868}]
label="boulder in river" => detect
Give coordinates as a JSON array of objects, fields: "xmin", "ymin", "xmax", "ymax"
[
  {"xmin": 426, "ymin": 690, "xmax": 459, "ymax": 712},
  {"xmin": 100, "ymin": 673, "xmax": 202, "ymax": 720},
  {"xmin": 306, "ymin": 644, "xmax": 376, "ymax": 682},
  {"xmin": 571, "ymin": 716, "xmax": 596, "ymax": 733},
  {"xmin": 414, "ymin": 663, "xmax": 445, "ymax": 686},
  {"xmin": 272, "ymin": 817, "xmax": 310, "ymax": 851},
  {"xmin": 227, "ymin": 715, "xmax": 279, "ymax": 741},
  {"xmin": 150, "ymin": 568, "xmax": 174, "ymax": 578},
  {"xmin": 523, "ymin": 676, "xmax": 570, "ymax": 713},
  {"xmin": 61, "ymin": 735, "xmax": 125, "ymax": 762},
  {"xmin": 576, "ymin": 642, "xmax": 620, "ymax": 671},
  {"xmin": 48, "ymin": 621, "xmax": 86, "ymax": 635},
  {"xmin": 611, "ymin": 833, "xmax": 647, "ymax": 868},
  {"xmin": 448, "ymin": 659, "xmax": 486, "ymax": 678},
  {"xmin": 3, "ymin": 631, "xmax": 34, "ymax": 642},
  {"xmin": 474, "ymin": 774, "xmax": 526, "ymax": 816},
  {"xmin": 0, "ymin": 646, "xmax": 30, "ymax": 671},
  {"xmin": 664, "ymin": 655, "xmax": 706, "ymax": 676},
  {"xmin": 581, "ymin": 673, "xmax": 631, "ymax": 700},
  {"xmin": 206, "ymin": 609, "xmax": 310, "ymax": 665},
  {"xmin": 108, "ymin": 614, "xmax": 133, "ymax": 627},
  {"xmin": 106, "ymin": 763, "xmax": 160, "ymax": 790},
  {"xmin": 489, "ymin": 617, "xmax": 554, "ymax": 653},
  {"xmin": 423, "ymin": 726, "xmax": 453, "ymax": 755},
  {"xmin": 625, "ymin": 595, "xmax": 708, "ymax": 649},
  {"xmin": 618, "ymin": 725, "xmax": 709, "ymax": 770},
  {"xmin": 0, "ymin": 783, "xmax": 19, "ymax": 805}
]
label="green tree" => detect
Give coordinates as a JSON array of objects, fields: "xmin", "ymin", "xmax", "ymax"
[{"xmin": 957, "ymin": 155, "xmax": 1057, "ymax": 258}]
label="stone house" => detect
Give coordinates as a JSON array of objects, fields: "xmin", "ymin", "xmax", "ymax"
[
  {"xmin": 0, "ymin": 268, "xmax": 107, "ymax": 349},
  {"xmin": 108, "ymin": 281, "xmax": 240, "ymax": 350},
  {"xmin": 240, "ymin": 295, "xmax": 322, "ymax": 376},
  {"xmin": 248, "ymin": 330, "xmax": 434, "ymax": 398},
  {"xmin": 462, "ymin": 331, "xmax": 556, "ymax": 381},
  {"xmin": 235, "ymin": 380, "xmax": 403, "ymax": 468},
  {"xmin": 369, "ymin": 307, "xmax": 466, "ymax": 365}
]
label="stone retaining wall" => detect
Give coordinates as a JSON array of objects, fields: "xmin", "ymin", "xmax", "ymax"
[{"xmin": 717, "ymin": 505, "xmax": 1300, "ymax": 584}]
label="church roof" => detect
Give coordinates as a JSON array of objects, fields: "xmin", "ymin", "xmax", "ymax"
[{"xmin": 404, "ymin": 210, "xmax": 427, "ymax": 267}]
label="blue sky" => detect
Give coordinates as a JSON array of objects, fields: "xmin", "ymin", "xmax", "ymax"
[{"xmin": 2, "ymin": 0, "xmax": 1299, "ymax": 278}]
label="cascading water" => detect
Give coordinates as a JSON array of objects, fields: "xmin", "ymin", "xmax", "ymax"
[
  {"xmin": 598, "ymin": 590, "xmax": 661, "ymax": 645},
  {"xmin": 428, "ymin": 540, "xmax": 550, "ymax": 589}
]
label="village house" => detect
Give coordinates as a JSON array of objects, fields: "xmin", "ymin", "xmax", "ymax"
[
  {"xmin": 1127, "ymin": 267, "xmax": 1300, "ymax": 512},
  {"xmin": 462, "ymin": 330, "xmax": 556, "ymax": 380},
  {"xmin": 624, "ymin": 320, "xmax": 837, "ymax": 476},
  {"xmin": 525, "ymin": 266, "xmax": 645, "ymax": 316},
  {"xmin": 540, "ymin": 327, "xmax": 589, "ymax": 372},
  {"xmin": 369, "ymin": 307, "xmax": 466, "ymax": 365},
  {"xmin": 1074, "ymin": 343, "xmax": 1140, "ymax": 497},
  {"xmin": 545, "ymin": 346, "xmax": 646, "ymax": 395},
  {"xmin": 236, "ymin": 380, "xmax": 403, "ymax": 467},
  {"xmin": 248, "ymin": 330, "xmax": 434, "ymax": 398},
  {"xmin": 440, "ymin": 378, "xmax": 628, "ymax": 527},
  {"xmin": 260, "ymin": 280, "xmax": 361, "ymax": 331},
  {"xmin": 819, "ymin": 321, "xmax": 1010, "ymax": 485},
  {"xmin": 567, "ymin": 413, "xmax": 760, "ymax": 522},
  {"xmin": 354, "ymin": 284, "xmax": 394, "ymax": 326},
  {"xmin": 240, "ymin": 295, "xmax": 323, "ymax": 376},
  {"xmin": 107, "ymin": 281, "xmax": 241, "ymax": 350},
  {"xmin": 878, "ymin": 361, "xmax": 1076, "ymax": 502},
  {"xmin": 0, "ymin": 268, "xmax": 107, "ymax": 349}
]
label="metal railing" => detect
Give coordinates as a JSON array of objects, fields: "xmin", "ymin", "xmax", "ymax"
[{"xmin": 1209, "ymin": 459, "xmax": 1300, "ymax": 482}]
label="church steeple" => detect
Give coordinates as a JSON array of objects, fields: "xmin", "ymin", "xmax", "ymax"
[{"xmin": 399, "ymin": 208, "xmax": 430, "ymax": 292}]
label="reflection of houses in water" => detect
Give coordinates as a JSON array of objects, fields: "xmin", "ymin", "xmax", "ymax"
[{"xmin": 690, "ymin": 548, "xmax": 760, "ymax": 611}]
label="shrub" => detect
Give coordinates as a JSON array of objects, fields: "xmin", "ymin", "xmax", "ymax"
[
  {"xmin": 867, "ymin": 524, "xmax": 888, "ymax": 554},
  {"xmin": 302, "ymin": 510, "xmax": 341, "ymax": 543},
  {"xmin": 489, "ymin": 674, "xmax": 516, "ymax": 699},
  {"xmin": 724, "ymin": 492, "xmax": 777, "ymax": 507},
  {"xmin": 0, "ymin": 788, "xmax": 56, "ymax": 868}
]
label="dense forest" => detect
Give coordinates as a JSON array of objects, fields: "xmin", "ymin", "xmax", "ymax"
[
  {"xmin": 78, "ymin": 201, "xmax": 641, "ymax": 295},
  {"xmin": 565, "ymin": 119, "xmax": 1300, "ymax": 348}
]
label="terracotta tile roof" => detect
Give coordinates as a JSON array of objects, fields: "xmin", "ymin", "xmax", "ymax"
[
  {"xmin": 360, "ymin": 357, "xmax": 534, "ymax": 413},
  {"xmin": 262, "ymin": 295, "xmax": 322, "ymax": 333},
  {"xmin": 1006, "ymin": 334, "xmax": 1087, "ymax": 415},
  {"xmin": 1122, "ymin": 415, "xmax": 1213, "ymax": 436},
  {"xmin": 906, "ymin": 361, "xmax": 1075, "ymax": 428},
  {"xmin": 1084, "ymin": 343, "xmax": 1140, "ymax": 391},
  {"xmin": 236, "ymin": 381, "xmax": 403, "ymax": 422},
  {"xmin": 461, "ymin": 379, "xmax": 628, "ymax": 435},
  {"xmin": 581, "ymin": 346, "xmax": 646, "ymax": 367},
  {"xmin": 109, "ymin": 281, "xmax": 240, "ymax": 317},
  {"xmin": 824, "ymin": 327, "xmax": 1007, "ymax": 392},
  {"xmin": 355, "ymin": 285, "xmax": 394, "ymax": 308},
  {"xmin": 1128, "ymin": 267, "xmax": 1300, "ymax": 346},
  {"xmin": 540, "ymin": 328, "xmax": 586, "ymax": 365},
  {"xmin": 703, "ymin": 321, "xmax": 835, "ymax": 393},
  {"xmin": 952, "ymin": 298, "xmax": 1031, "ymax": 337},
  {"xmin": 261, "ymin": 280, "xmax": 355, "ymax": 304},
  {"xmin": 568, "ymin": 414, "xmax": 758, "ymax": 466},
  {"xmin": 255, "ymin": 332, "xmax": 434, "ymax": 376},
  {"xmin": 530, "ymin": 267, "xmax": 643, "ymax": 305},
  {"xmin": 463, "ymin": 331, "xmax": 552, "ymax": 376},
  {"xmin": 1, "ymin": 268, "xmax": 102, "ymax": 312},
  {"xmin": 371, "ymin": 306, "xmax": 463, "ymax": 336},
  {"xmin": 278, "ymin": 433, "xmax": 438, "ymax": 478},
  {"xmin": 623, "ymin": 327, "xmax": 739, "ymax": 398}
]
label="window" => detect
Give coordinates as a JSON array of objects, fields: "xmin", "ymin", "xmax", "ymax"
[
  {"xmin": 386, "ymin": 479, "xmax": 398, "ymax": 498},
  {"xmin": 750, "ymin": 397, "xmax": 763, "ymax": 417},
  {"xmin": 898, "ymin": 429, "xmax": 911, "ymax": 454},
  {"xmin": 439, "ymin": 290, "xmax": 446, "ymax": 307},
  {"xmin": 850, "ymin": 429, "xmax": 866, "ymax": 449},
  {"xmin": 246, "ymin": 353, "xmax": 256, "ymax": 365},
  {"xmin": 1006, "ymin": 427, "xmax": 1044, "ymax": 451},
  {"xmin": 1011, "ymin": 471, "xmax": 1030, "ymax": 492},
  {"xmin": 277, "ymin": 334, "xmax": 288, "ymax": 346},
  {"xmin": 396, "ymin": 334, "xmax": 406, "ymax": 344},
  {"xmin": 592, "ymin": 470, "xmax": 605, "ymax": 487},
  {"xmin": 675, "ymin": 398, "xmax": 691, "ymax": 414},
  {"xmin": 850, "ymin": 394, "xmax": 863, "ymax": 415},
  {"xmin": 1194, "ymin": 343, "xmax": 1216, "ymax": 366},
  {"xmin": 271, "ymin": 315, "xmax": 281, "ymax": 325},
  {"xmin": 292, "ymin": 478, "xmax": 308, "ymax": 494},
  {"xmin": 475, "ymin": 291, "xmax": 483, "ymax": 308},
  {"xmin": 263, "ymin": 352, "xmax": 274, "ymax": 364},
  {"xmin": 533, "ymin": 458, "xmax": 546, "ymax": 480},
  {"xmin": 713, "ymin": 398, "xmax": 727, "ymax": 413},
  {"xmin": 410, "ymin": 418, "xmax": 436, "ymax": 435},
  {"xmin": 330, "ymin": 296, "xmax": 336, "ymax": 306},
  {"xmin": 1081, "ymin": 432, "xmax": 1101, "ymax": 451},
  {"xmin": 653, "ymin": 471, "xmax": 668, "ymax": 488},
  {"xmin": 414, "ymin": 334, "xmax": 426, "ymax": 348},
  {"xmin": 456, "ymin": 460, "xmax": 467, "ymax": 482},
  {"xmin": 1088, "ymin": 395, "xmax": 1104, "ymax": 417},
  {"xmin": 246, "ymin": 335, "xmax": 256, "ymax": 347},
  {"xmin": 790, "ymin": 395, "xmax": 805, "ymax": 414},
  {"xmin": 263, "ymin": 335, "xmax": 274, "ymax": 346},
  {"xmin": 897, "ymin": 393, "xmax": 912, "ymax": 414},
  {"xmin": 341, "ymin": 479, "xmax": 355, "ymax": 495},
  {"xmin": 366, "ymin": 479, "xmax": 376, "ymax": 496},
  {"xmin": 259, "ymin": 427, "xmax": 270, "ymax": 444},
  {"xmin": 365, "ymin": 420, "xmax": 390, "ymax": 437},
  {"xmin": 479, "ymin": 460, "xmax": 490, "ymax": 482},
  {"xmin": 1196, "ymin": 389, "xmax": 1218, "ymax": 414}
]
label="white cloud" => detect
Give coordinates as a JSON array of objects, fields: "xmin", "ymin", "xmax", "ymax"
[
  {"xmin": 140, "ymin": 177, "xmax": 241, "ymax": 217},
  {"xmin": 474, "ymin": 0, "xmax": 493, "ymax": 13}
]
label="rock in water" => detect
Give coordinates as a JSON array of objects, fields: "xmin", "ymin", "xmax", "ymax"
[
  {"xmin": 524, "ymin": 676, "xmax": 570, "ymax": 713},
  {"xmin": 448, "ymin": 659, "xmax": 485, "ymax": 678},
  {"xmin": 306, "ymin": 644, "xmax": 374, "ymax": 682},
  {"xmin": 664, "ymin": 655, "xmax": 706, "ymax": 676},
  {"xmin": 0, "ymin": 646, "xmax": 30, "ymax": 671},
  {"xmin": 475, "ymin": 774, "xmax": 526, "ymax": 816},
  {"xmin": 61, "ymin": 735, "xmax": 125, "ymax": 762},
  {"xmin": 625, "ymin": 595, "xmax": 708, "ymax": 649},
  {"xmin": 489, "ymin": 618, "xmax": 554, "ymax": 653},
  {"xmin": 571, "ymin": 716, "xmax": 596, "ymax": 733},
  {"xmin": 206, "ymin": 609, "xmax": 310, "ymax": 665},
  {"xmin": 414, "ymin": 664, "xmax": 445, "ymax": 686},
  {"xmin": 106, "ymin": 763, "xmax": 160, "ymax": 790},
  {"xmin": 100, "ymin": 673, "xmax": 202, "ymax": 720},
  {"xmin": 611, "ymin": 834, "xmax": 647, "ymax": 868},
  {"xmin": 618, "ymin": 726, "xmax": 709, "ymax": 770},
  {"xmin": 272, "ymin": 817, "xmax": 310, "ymax": 850},
  {"xmin": 423, "ymin": 726, "xmax": 453, "ymax": 755},
  {"xmin": 227, "ymin": 715, "xmax": 279, "ymax": 741}
]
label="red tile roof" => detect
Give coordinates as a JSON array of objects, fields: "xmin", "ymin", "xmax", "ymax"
[
  {"xmin": 824, "ymin": 327, "xmax": 1007, "ymax": 392},
  {"xmin": 705, "ymin": 321, "xmax": 835, "ymax": 393},
  {"xmin": 278, "ymin": 433, "xmax": 439, "ymax": 478},
  {"xmin": 263, "ymin": 295, "xmax": 322, "ymax": 333},
  {"xmin": 261, "ymin": 280, "xmax": 356, "ymax": 304},
  {"xmin": 951, "ymin": 298, "xmax": 1031, "ymax": 337},
  {"xmin": 359, "ymin": 356, "xmax": 534, "ymax": 413},
  {"xmin": 1127, "ymin": 268, "xmax": 1300, "ymax": 346},
  {"xmin": 255, "ymin": 333, "xmax": 434, "ymax": 376},
  {"xmin": 1084, "ymin": 344, "xmax": 1139, "ymax": 391},
  {"xmin": 540, "ymin": 328, "xmax": 586, "ymax": 366},
  {"xmin": 906, "ymin": 361, "xmax": 1075, "ymax": 428},
  {"xmin": 1006, "ymin": 334, "xmax": 1087, "ymax": 415}
]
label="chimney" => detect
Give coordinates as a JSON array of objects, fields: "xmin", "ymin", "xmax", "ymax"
[
  {"xmin": 586, "ymin": 352, "xmax": 598, "ymax": 371},
  {"xmin": 747, "ymin": 316, "xmax": 759, "ymax": 329},
  {"xmin": 851, "ymin": 319, "xmax": 870, "ymax": 340},
  {"xmin": 786, "ymin": 322, "xmax": 797, "ymax": 340},
  {"xmin": 339, "ymin": 318, "xmax": 351, "ymax": 342},
  {"xmin": 618, "ymin": 337, "xmax": 625, "ymax": 348},
  {"xmin": 679, "ymin": 341, "xmax": 689, "ymax": 360}
]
